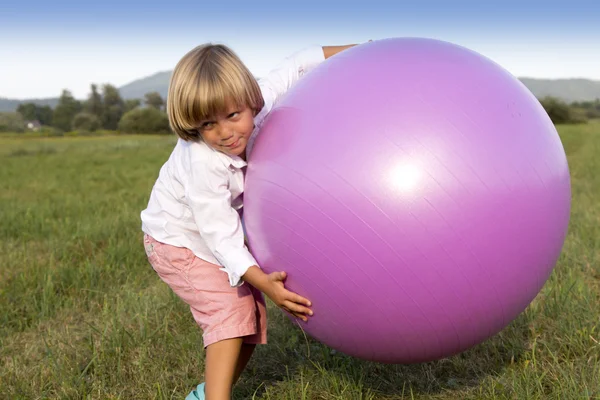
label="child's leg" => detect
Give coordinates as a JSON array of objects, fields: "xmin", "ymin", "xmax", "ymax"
[
  {"xmin": 204, "ymin": 338, "xmax": 244, "ymax": 399},
  {"xmin": 203, "ymin": 340, "xmax": 256, "ymax": 399},
  {"xmin": 231, "ymin": 285, "xmax": 266, "ymax": 384},
  {"xmin": 233, "ymin": 343, "xmax": 256, "ymax": 384},
  {"xmin": 143, "ymin": 234, "xmax": 267, "ymax": 397}
]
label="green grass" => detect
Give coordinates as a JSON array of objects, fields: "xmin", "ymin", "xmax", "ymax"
[{"xmin": 1, "ymin": 124, "xmax": 599, "ymax": 399}]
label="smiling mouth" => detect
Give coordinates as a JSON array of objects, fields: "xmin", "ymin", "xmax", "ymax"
[{"xmin": 224, "ymin": 138, "xmax": 240, "ymax": 148}]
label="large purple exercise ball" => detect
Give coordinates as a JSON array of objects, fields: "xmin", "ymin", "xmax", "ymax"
[{"xmin": 243, "ymin": 37, "xmax": 571, "ymax": 363}]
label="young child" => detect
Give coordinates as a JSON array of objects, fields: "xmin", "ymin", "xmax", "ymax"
[{"xmin": 141, "ymin": 41, "xmax": 359, "ymax": 399}]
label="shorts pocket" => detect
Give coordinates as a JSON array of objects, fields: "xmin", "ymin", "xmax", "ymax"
[
  {"xmin": 144, "ymin": 235, "xmax": 195, "ymax": 277},
  {"xmin": 143, "ymin": 234, "xmax": 159, "ymax": 263}
]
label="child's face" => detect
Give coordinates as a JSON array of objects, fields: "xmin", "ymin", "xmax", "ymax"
[{"xmin": 197, "ymin": 103, "xmax": 255, "ymax": 158}]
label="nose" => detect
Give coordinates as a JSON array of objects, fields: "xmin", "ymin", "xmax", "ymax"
[
  {"xmin": 218, "ymin": 128, "xmax": 231, "ymax": 138},
  {"xmin": 218, "ymin": 121, "xmax": 236, "ymax": 141}
]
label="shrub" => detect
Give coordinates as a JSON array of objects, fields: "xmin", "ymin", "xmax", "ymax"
[
  {"xmin": 38, "ymin": 126, "xmax": 64, "ymax": 137},
  {"xmin": 538, "ymin": 96, "xmax": 586, "ymax": 124},
  {"xmin": 72, "ymin": 112, "xmax": 101, "ymax": 132},
  {"xmin": 118, "ymin": 108, "xmax": 171, "ymax": 134},
  {"xmin": 0, "ymin": 112, "xmax": 26, "ymax": 133}
]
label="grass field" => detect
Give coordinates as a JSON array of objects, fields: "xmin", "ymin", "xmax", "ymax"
[{"xmin": 1, "ymin": 122, "xmax": 599, "ymax": 399}]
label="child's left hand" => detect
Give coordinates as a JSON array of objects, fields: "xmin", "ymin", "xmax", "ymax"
[
  {"xmin": 243, "ymin": 267, "xmax": 313, "ymax": 321},
  {"xmin": 264, "ymin": 271, "xmax": 314, "ymax": 322}
]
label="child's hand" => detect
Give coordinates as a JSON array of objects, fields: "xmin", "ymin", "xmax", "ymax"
[
  {"xmin": 263, "ymin": 271, "xmax": 313, "ymax": 322},
  {"xmin": 242, "ymin": 266, "xmax": 313, "ymax": 321}
]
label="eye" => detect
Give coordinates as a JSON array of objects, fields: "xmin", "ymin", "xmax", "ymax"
[
  {"xmin": 200, "ymin": 121, "xmax": 214, "ymax": 130},
  {"xmin": 228, "ymin": 111, "xmax": 240, "ymax": 119}
]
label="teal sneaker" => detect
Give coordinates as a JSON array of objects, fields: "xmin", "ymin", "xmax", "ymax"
[{"xmin": 185, "ymin": 382, "xmax": 205, "ymax": 400}]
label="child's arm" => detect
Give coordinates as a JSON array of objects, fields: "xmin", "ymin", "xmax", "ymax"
[
  {"xmin": 258, "ymin": 43, "xmax": 359, "ymax": 99},
  {"xmin": 254, "ymin": 42, "xmax": 363, "ymax": 119},
  {"xmin": 322, "ymin": 44, "xmax": 360, "ymax": 59},
  {"xmin": 242, "ymin": 266, "xmax": 313, "ymax": 322},
  {"xmin": 187, "ymin": 155, "xmax": 313, "ymax": 321},
  {"xmin": 259, "ymin": 46, "xmax": 325, "ymax": 98}
]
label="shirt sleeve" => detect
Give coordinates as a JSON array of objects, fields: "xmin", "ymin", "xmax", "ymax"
[
  {"xmin": 185, "ymin": 157, "xmax": 258, "ymax": 287},
  {"xmin": 258, "ymin": 45, "xmax": 326, "ymax": 108}
]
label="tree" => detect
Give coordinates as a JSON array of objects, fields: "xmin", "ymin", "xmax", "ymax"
[
  {"xmin": 16, "ymin": 103, "xmax": 53, "ymax": 125},
  {"xmin": 124, "ymin": 99, "xmax": 141, "ymax": 113},
  {"xmin": 144, "ymin": 91, "xmax": 164, "ymax": 110},
  {"xmin": 537, "ymin": 96, "xmax": 588, "ymax": 124},
  {"xmin": 85, "ymin": 84, "xmax": 104, "ymax": 120},
  {"xmin": 16, "ymin": 103, "xmax": 37, "ymax": 121},
  {"xmin": 37, "ymin": 106, "xmax": 53, "ymax": 126},
  {"xmin": 72, "ymin": 112, "xmax": 101, "ymax": 132},
  {"xmin": 52, "ymin": 90, "xmax": 82, "ymax": 131},
  {"xmin": 0, "ymin": 112, "xmax": 25, "ymax": 132},
  {"xmin": 101, "ymin": 84, "xmax": 125, "ymax": 130},
  {"xmin": 118, "ymin": 107, "xmax": 170, "ymax": 134}
]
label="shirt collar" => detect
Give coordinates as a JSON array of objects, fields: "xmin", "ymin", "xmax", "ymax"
[
  {"xmin": 221, "ymin": 152, "xmax": 247, "ymax": 169},
  {"xmin": 204, "ymin": 141, "xmax": 248, "ymax": 169}
]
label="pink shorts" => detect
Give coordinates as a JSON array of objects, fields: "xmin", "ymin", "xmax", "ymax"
[{"xmin": 143, "ymin": 234, "xmax": 267, "ymax": 348}]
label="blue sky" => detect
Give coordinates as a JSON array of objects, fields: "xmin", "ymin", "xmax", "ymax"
[{"xmin": 1, "ymin": 0, "xmax": 599, "ymax": 99}]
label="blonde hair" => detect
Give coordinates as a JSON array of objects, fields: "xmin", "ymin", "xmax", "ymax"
[{"xmin": 167, "ymin": 43, "xmax": 264, "ymax": 141}]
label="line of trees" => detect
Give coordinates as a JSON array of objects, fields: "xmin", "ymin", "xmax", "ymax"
[
  {"xmin": 1, "ymin": 85, "xmax": 599, "ymax": 135},
  {"xmin": 540, "ymin": 97, "xmax": 600, "ymax": 124},
  {"xmin": 0, "ymin": 83, "xmax": 170, "ymax": 134}
]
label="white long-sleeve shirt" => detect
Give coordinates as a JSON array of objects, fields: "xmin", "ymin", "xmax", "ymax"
[{"xmin": 141, "ymin": 45, "xmax": 326, "ymax": 287}]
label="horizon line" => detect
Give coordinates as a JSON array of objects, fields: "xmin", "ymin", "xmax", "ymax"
[{"xmin": 2, "ymin": 75, "xmax": 599, "ymax": 101}]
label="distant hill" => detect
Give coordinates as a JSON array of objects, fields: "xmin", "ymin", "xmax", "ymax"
[
  {"xmin": 519, "ymin": 78, "xmax": 600, "ymax": 104},
  {"xmin": 0, "ymin": 97, "xmax": 61, "ymax": 112},
  {"xmin": 1, "ymin": 74, "xmax": 599, "ymax": 112},
  {"xmin": 118, "ymin": 71, "xmax": 171, "ymax": 100}
]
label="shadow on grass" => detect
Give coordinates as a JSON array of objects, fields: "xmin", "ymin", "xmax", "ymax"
[{"xmin": 233, "ymin": 308, "xmax": 532, "ymax": 399}]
